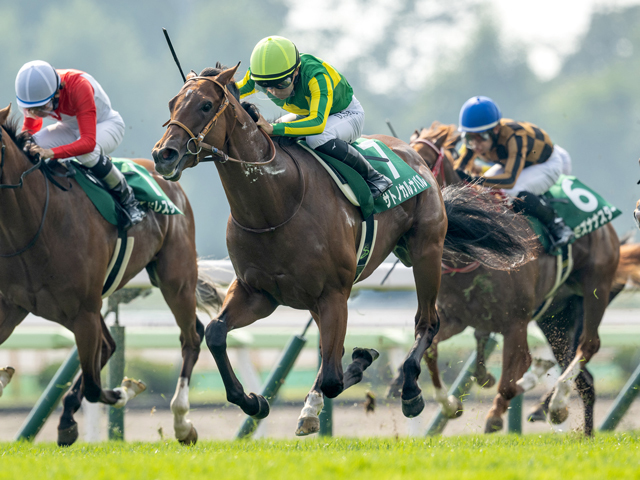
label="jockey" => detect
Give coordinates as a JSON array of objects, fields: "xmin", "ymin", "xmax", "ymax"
[
  {"xmin": 15, "ymin": 60, "xmax": 145, "ymax": 230},
  {"xmin": 455, "ymin": 96, "xmax": 574, "ymax": 251},
  {"xmin": 236, "ymin": 36, "xmax": 393, "ymax": 199}
]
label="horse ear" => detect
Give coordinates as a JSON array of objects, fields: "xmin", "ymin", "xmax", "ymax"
[
  {"xmin": 216, "ymin": 62, "xmax": 241, "ymax": 86},
  {"xmin": 409, "ymin": 130, "xmax": 419, "ymax": 143},
  {"xmin": 0, "ymin": 103, "xmax": 11, "ymax": 125}
]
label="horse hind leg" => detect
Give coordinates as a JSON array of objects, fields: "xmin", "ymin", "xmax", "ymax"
[
  {"xmin": 0, "ymin": 296, "xmax": 29, "ymax": 398},
  {"xmin": 474, "ymin": 331, "xmax": 496, "ymax": 389}
]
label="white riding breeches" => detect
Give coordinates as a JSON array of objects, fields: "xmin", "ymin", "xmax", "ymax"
[
  {"xmin": 33, "ymin": 111, "xmax": 125, "ymax": 168},
  {"xmin": 276, "ymin": 95, "xmax": 365, "ymax": 149},
  {"xmin": 485, "ymin": 145, "xmax": 572, "ymax": 196}
]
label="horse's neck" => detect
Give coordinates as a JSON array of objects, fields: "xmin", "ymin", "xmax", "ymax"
[
  {"xmin": 442, "ymin": 152, "xmax": 462, "ymax": 185},
  {"xmin": 217, "ymin": 114, "xmax": 302, "ymax": 229}
]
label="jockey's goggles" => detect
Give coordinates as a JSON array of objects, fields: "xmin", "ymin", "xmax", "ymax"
[
  {"xmin": 255, "ymin": 75, "xmax": 295, "ymax": 92},
  {"xmin": 25, "ymin": 100, "xmax": 54, "ymax": 118},
  {"xmin": 463, "ymin": 131, "xmax": 492, "ymax": 147}
]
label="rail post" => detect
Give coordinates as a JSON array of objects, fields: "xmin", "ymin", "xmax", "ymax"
[
  {"xmin": 15, "ymin": 347, "xmax": 80, "ymax": 441},
  {"xmin": 108, "ymin": 305, "xmax": 126, "ymax": 440},
  {"xmin": 508, "ymin": 393, "xmax": 523, "ymax": 433},
  {"xmin": 425, "ymin": 334, "xmax": 499, "ymax": 436},
  {"xmin": 599, "ymin": 360, "xmax": 640, "ymax": 431}
]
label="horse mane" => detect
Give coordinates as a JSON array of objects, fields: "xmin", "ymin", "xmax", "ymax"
[
  {"xmin": 199, "ymin": 63, "xmax": 261, "ymax": 122},
  {"xmin": 418, "ymin": 121, "xmax": 461, "ymax": 150},
  {"xmin": 1, "ymin": 116, "xmax": 37, "ymax": 162}
]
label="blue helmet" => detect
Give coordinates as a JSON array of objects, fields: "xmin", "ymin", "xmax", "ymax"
[{"xmin": 458, "ymin": 96, "xmax": 502, "ymax": 133}]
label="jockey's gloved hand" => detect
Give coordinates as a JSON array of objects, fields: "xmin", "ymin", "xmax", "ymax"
[{"xmin": 455, "ymin": 169, "xmax": 484, "ymax": 185}]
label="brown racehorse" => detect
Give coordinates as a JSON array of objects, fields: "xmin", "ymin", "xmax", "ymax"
[
  {"xmin": 151, "ymin": 64, "xmax": 534, "ymax": 436},
  {"xmin": 395, "ymin": 122, "xmax": 620, "ymax": 435},
  {"xmin": 0, "ymin": 104, "xmax": 222, "ymax": 446}
]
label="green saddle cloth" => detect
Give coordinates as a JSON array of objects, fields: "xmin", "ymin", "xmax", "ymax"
[
  {"xmin": 71, "ymin": 158, "xmax": 183, "ymax": 226},
  {"xmin": 528, "ymin": 174, "xmax": 621, "ymax": 253},
  {"xmin": 299, "ymin": 138, "xmax": 430, "ymax": 219}
]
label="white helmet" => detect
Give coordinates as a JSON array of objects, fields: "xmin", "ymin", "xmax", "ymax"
[{"xmin": 15, "ymin": 60, "xmax": 60, "ymax": 109}]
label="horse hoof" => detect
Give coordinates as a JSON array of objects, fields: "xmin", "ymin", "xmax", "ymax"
[
  {"xmin": 249, "ymin": 393, "xmax": 270, "ymax": 420},
  {"xmin": 549, "ymin": 407, "xmax": 569, "ymax": 425},
  {"xmin": 484, "ymin": 416, "xmax": 503, "ymax": 433},
  {"xmin": 444, "ymin": 395, "xmax": 464, "ymax": 419},
  {"xmin": 401, "ymin": 394, "xmax": 425, "ymax": 418},
  {"xmin": 352, "ymin": 347, "xmax": 380, "ymax": 363},
  {"xmin": 295, "ymin": 416, "xmax": 320, "ymax": 436},
  {"xmin": 178, "ymin": 424, "xmax": 198, "ymax": 446},
  {"xmin": 57, "ymin": 424, "xmax": 79, "ymax": 447},
  {"xmin": 122, "ymin": 377, "xmax": 147, "ymax": 395},
  {"xmin": 527, "ymin": 407, "xmax": 547, "ymax": 423},
  {"xmin": 477, "ymin": 373, "xmax": 496, "ymax": 389}
]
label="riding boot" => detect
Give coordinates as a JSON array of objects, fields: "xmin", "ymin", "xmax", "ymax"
[
  {"xmin": 514, "ymin": 190, "xmax": 574, "ymax": 251},
  {"xmin": 90, "ymin": 155, "xmax": 146, "ymax": 230},
  {"xmin": 316, "ymin": 139, "xmax": 393, "ymax": 199}
]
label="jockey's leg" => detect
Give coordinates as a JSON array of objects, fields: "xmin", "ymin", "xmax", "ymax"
[
  {"xmin": 306, "ymin": 96, "xmax": 392, "ymax": 199},
  {"xmin": 512, "ymin": 191, "xmax": 574, "ymax": 251}
]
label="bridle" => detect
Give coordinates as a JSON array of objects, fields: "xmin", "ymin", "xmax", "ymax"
[
  {"xmin": 410, "ymin": 138, "xmax": 446, "ymax": 187},
  {"xmin": 163, "ymin": 76, "xmax": 277, "ymax": 166}
]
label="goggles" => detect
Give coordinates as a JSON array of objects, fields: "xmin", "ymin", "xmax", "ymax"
[
  {"xmin": 463, "ymin": 131, "xmax": 492, "ymax": 146},
  {"xmin": 255, "ymin": 75, "xmax": 295, "ymax": 93},
  {"xmin": 25, "ymin": 100, "xmax": 54, "ymax": 118}
]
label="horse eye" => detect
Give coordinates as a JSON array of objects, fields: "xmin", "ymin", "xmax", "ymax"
[{"xmin": 202, "ymin": 102, "xmax": 213, "ymax": 113}]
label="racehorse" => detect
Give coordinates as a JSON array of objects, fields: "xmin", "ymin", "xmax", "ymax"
[
  {"xmin": 0, "ymin": 104, "xmax": 222, "ymax": 446},
  {"xmin": 151, "ymin": 64, "xmax": 535, "ymax": 436},
  {"xmin": 394, "ymin": 122, "xmax": 620, "ymax": 435}
]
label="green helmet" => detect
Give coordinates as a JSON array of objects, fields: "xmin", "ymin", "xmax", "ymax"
[{"xmin": 249, "ymin": 36, "xmax": 300, "ymax": 83}]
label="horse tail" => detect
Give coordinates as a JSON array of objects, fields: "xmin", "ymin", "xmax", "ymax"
[
  {"xmin": 613, "ymin": 242, "xmax": 640, "ymax": 291},
  {"xmin": 442, "ymin": 184, "xmax": 537, "ymax": 270},
  {"xmin": 195, "ymin": 261, "xmax": 228, "ymax": 319}
]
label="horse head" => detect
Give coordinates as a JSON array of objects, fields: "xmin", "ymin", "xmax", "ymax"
[
  {"xmin": 152, "ymin": 63, "xmax": 240, "ymax": 181},
  {"xmin": 410, "ymin": 122, "xmax": 460, "ymax": 186}
]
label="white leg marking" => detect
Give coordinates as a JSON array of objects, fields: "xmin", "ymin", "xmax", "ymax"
[
  {"xmin": 0, "ymin": 367, "xmax": 15, "ymax": 399},
  {"xmin": 113, "ymin": 377, "xmax": 146, "ymax": 408},
  {"xmin": 299, "ymin": 390, "xmax": 324, "ymax": 420},
  {"xmin": 434, "ymin": 386, "xmax": 461, "ymax": 417},
  {"xmin": 517, "ymin": 358, "xmax": 556, "ymax": 392},
  {"xmin": 171, "ymin": 377, "xmax": 192, "ymax": 441},
  {"xmin": 549, "ymin": 355, "xmax": 583, "ymax": 413}
]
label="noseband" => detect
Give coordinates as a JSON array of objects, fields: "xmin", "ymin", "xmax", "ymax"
[
  {"xmin": 410, "ymin": 138, "xmax": 446, "ymax": 187},
  {"xmin": 163, "ymin": 76, "xmax": 277, "ymax": 166}
]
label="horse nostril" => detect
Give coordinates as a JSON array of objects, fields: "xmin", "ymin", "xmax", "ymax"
[{"xmin": 162, "ymin": 149, "xmax": 173, "ymax": 160}]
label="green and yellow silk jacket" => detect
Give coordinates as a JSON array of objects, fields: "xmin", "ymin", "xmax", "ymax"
[
  {"xmin": 455, "ymin": 119, "xmax": 554, "ymax": 189},
  {"xmin": 237, "ymin": 53, "xmax": 354, "ymax": 137}
]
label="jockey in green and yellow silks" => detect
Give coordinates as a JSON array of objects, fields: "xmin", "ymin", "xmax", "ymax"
[{"xmin": 237, "ymin": 36, "xmax": 392, "ymax": 199}]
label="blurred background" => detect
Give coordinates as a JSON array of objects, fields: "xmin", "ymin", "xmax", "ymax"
[
  {"xmin": 2, "ymin": 0, "xmax": 640, "ymax": 257},
  {"xmin": 2, "ymin": 0, "xmax": 640, "ymax": 441}
]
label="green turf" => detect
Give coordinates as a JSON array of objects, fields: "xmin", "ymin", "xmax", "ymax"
[{"xmin": 1, "ymin": 433, "xmax": 639, "ymax": 479}]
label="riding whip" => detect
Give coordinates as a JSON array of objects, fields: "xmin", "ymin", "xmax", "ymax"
[
  {"xmin": 162, "ymin": 28, "xmax": 187, "ymax": 83},
  {"xmin": 385, "ymin": 119, "xmax": 399, "ymax": 139}
]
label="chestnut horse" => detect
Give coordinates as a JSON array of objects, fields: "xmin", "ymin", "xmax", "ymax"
[
  {"xmin": 396, "ymin": 122, "xmax": 620, "ymax": 435},
  {"xmin": 0, "ymin": 104, "xmax": 222, "ymax": 445},
  {"xmin": 151, "ymin": 64, "xmax": 534, "ymax": 436}
]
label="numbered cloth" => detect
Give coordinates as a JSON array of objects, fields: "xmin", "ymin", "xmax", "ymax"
[
  {"xmin": 299, "ymin": 138, "xmax": 430, "ymax": 219},
  {"xmin": 528, "ymin": 175, "xmax": 621, "ymax": 251},
  {"xmin": 71, "ymin": 158, "xmax": 183, "ymax": 226}
]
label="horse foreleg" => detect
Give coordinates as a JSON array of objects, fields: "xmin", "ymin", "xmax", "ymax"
[
  {"xmin": 58, "ymin": 315, "xmax": 116, "ymax": 446},
  {"xmin": 0, "ymin": 296, "xmax": 28, "ymax": 398},
  {"xmin": 204, "ymin": 280, "xmax": 276, "ymax": 418},
  {"xmin": 425, "ymin": 316, "xmax": 465, "ymax": 419},
  {"xmin": 170, "ymin": 317, "xmax": 205, "ymax": 445},
  {"xmin": 485, "ymin": 324, "xmax": 531, "ymax": 433}
]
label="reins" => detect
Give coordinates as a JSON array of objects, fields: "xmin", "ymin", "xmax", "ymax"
[{"xmin": 163, "ymin": 76, "xmax": 277, "ymax": 166}]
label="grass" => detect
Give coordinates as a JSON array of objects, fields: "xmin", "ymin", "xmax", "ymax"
[{"xmin": 1, "ymin": 433, "xmax": 639, "ymax": 480}]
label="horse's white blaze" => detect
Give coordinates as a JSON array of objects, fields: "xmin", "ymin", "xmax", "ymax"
[
  {"xmin": 0, "ymin": 367, "xmax": 15, "ymax": 398},
  {"xmin": 298, "ymin": 390, "xmax": 324, "ymax": 422},
  {"xmin": 549, "ymin": 354, "xmax": 583, "ymax": 413},
  {"xmin": 434, "ymin": 386, "xmax": 459, "ymax": 417},
  {"xmin": 113, "ymin": 378, "xmax": 146, "ymax": 408},
  {"xmin": 171, "ymin": 377, "xmax": 193, "ymax": 440}
]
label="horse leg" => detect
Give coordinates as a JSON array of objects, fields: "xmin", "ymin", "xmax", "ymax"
[
  {"xmin": 57, "ymin": 315, "xmax": 116, "ymax": 446},
  {"xmin": 474, "ymin": 330, "xmax": 496, "ymax": 388},
  {"xmin": 204, "ymin": 279, "xmax": 277, "ymax": 418},
  {"xmin": 0, "ymin": 297, "xmax": 28, "ymax": 398},
  {"xmin": 528, "ymin": 300, "xmax": 579, "ymax": 422},
  {"xmin": 548, "ymin": 280, "xmax": 611, "ymax": 432},
  {"xmin": 425, "ymin": 316, "xmax": 466, "ymax": 419},
  {"xmin": 401, "ymin": 244, "xmax": 442, "ymax": 418},
  {"xmin": 485, "ymin": 323, "xmax": 531, "ymax": 433}
]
